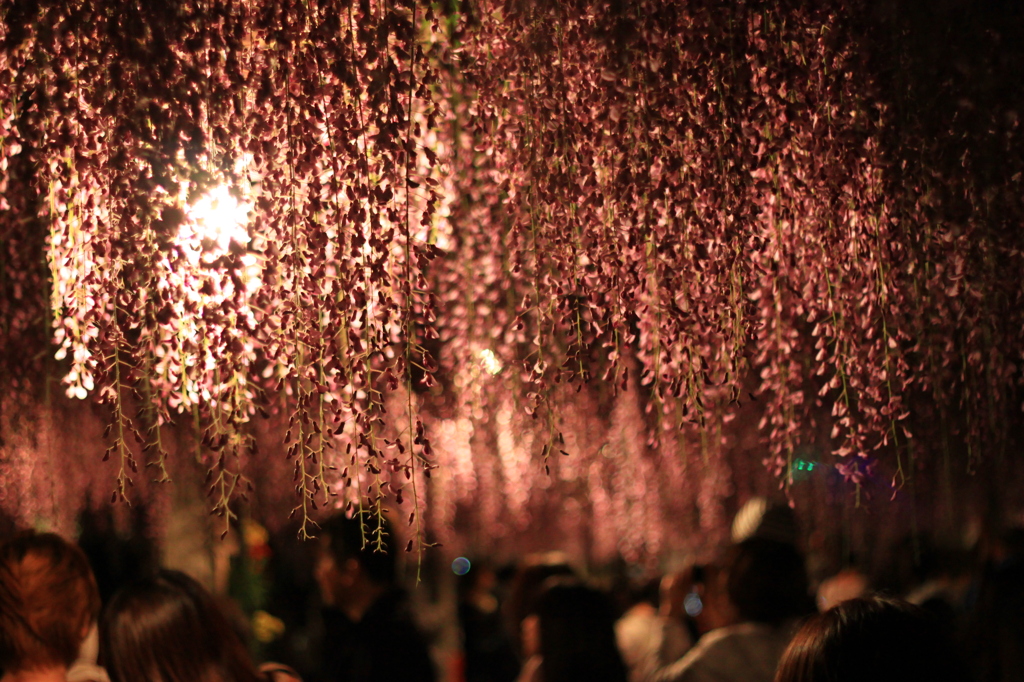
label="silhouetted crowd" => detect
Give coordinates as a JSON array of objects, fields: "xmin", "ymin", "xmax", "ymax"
[{"xmin": 2, "ymin": 501, "xmax": 1022, "ymax": 682}]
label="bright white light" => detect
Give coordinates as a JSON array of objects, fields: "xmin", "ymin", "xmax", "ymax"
[
  {"xmin": 478, "ymin": 349, "xmax": 503, "ymax": 375},
  {"xmin": 185, "ymin": 185, "xmax": 251, "ymax": 256},
  {"xmin": 174, "ymin": 183, "xmax": 262, "ymax": 293}
]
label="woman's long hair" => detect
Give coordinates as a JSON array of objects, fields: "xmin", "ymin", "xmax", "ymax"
[
  {"xmin": 101, "ymin": 569, "xmax": 264, "ymax": 682},
  {"xmin": 535, "ymin": 580, "xmax": 627, "ymax": 682},
  {"xmin": 0, "ymin": 531, "xmax": 101, "ymax": 673},
  {"xmin": 774, "ymin": 595, "xmax": 965, "ymax": 682}
]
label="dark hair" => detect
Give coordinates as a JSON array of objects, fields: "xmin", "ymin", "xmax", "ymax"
[
  {"xmin": 504, "ymin": 558, "xmax": 577, "ymax": 656},
  {"xmin": 535, "ymin": 580, "xmax": 628, "ymax": 682},
  {"xmin": 0, "ymin": 531, "xmax": 101, "ymax": 671},
  {"xmin": 101, "ymin": 569, "xmax": 264, "ymax": 682},
  {"xmin": 726, "ymin": 537, "xmax": 812, "ymax": 624},
  {"xmin": 320, "ymin": 511, "xmax": 397, "ymax": 585},
  {"xmin": 774, "ymin": 596, "xmax": 966, "ymax": 682}
]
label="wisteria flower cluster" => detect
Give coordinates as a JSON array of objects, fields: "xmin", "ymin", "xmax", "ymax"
[{"xmin": 1, "ymin": 0, "xmax": 1021, "ymax": 555}]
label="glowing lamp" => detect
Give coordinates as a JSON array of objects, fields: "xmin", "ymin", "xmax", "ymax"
[{"xmin": 186, "ymin": 185, "xmax": 251, "ymax": 255}]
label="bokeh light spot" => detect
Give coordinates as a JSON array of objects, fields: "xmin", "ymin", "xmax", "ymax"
[
  {"xmin": 452, "ymin": 556, "xmax": 471, "ymax": 575},
  {"xmin": 478, "ymin": 349, "xmax": 503, "ymax": 375},
  {"xmin": 684, "ymin": 591, "xmax": 703, "ymax": 617}
]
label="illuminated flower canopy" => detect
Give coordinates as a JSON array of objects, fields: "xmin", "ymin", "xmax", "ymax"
[{"xmin": 1, "ymin": 0, "xmax": 1022, "ymax": 557}]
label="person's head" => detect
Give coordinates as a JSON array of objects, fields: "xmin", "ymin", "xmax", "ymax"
[
  {"xmin": 101, "ymin": 569, "xmax": 262, "ymax": 682},
  {"xmin": 456, "ymin": 557, "xmax": 497, "ymax": 602},
  {"xmin": 774, "ymin": 595, "xmax": 966, "ymax": 682},
  {"xmin": 505, "ymin": 555, "xmax": 577, "ymax": 656},
  {"xmin": 732, "ymin": 498, "xmax": 801, "ymax": 546},
  {"xmin": 726, "ymin": 537, "xmax": 812, "ymax": 625},
  {"xmin": 0, "ymin": 531, "xmax": 101, "ymax": 673},
  {"xmin": 529, "ymin": 579, "xmax": 627, "ymax": 682},
  {"xmin": 315, "ymin": 511, "xmax": 397, "ymax": 608}
]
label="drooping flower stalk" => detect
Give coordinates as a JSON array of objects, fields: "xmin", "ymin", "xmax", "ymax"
[{"xmin": 0, "ymin": 0, "xmax": 1021, "ymax": 556}]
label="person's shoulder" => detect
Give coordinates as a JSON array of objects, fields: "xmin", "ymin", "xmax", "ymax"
[
  {"xmin": 66, "ymin": 662, "xmax": 111, "ymax": 682},
  {"xmin": 682, "ymin": 624, "xmax": 741, "ymax": 656},
  {"xmin": 651, "ymin": 632, "xmax": 719, "ymax": 682},
  {"xmin": 696, "ymin": 622, "xmax": 794, "ymax": 659},
  {"xmin": 651, "ymin": 624, "xmax": 768, "ymax": 682}
]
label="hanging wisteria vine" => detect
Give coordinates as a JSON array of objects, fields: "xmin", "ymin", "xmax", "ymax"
[
  {"xmin": 1, "ymin": 0, "xmax": 448, "ymax": 546},
  {"xmin": 1, "ymin": 0, "xmax": 1022, "ymax": 556}
]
